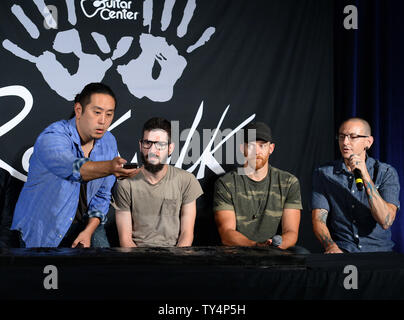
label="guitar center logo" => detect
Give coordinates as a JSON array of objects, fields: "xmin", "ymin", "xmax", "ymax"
[{"xmin": 80, "ymin": 0, "xmax": 140, "ymax": 21}]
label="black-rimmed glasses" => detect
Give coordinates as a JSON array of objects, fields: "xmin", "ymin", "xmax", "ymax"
[
  {"xmin": 336, "ymin": 133, "xmax": 369, "ymax": 141},
  {"xmin": 140, "ymin": 139, "xmax": 169, "ymax": 150}
]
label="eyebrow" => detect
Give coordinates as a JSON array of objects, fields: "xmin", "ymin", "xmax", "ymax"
[{"xmin": 92, "ymin": 105, "xmax": 115, "ymax": 112}]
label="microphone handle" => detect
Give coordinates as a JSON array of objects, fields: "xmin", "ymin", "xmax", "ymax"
[{"xmin": 353, "ymin": 168, "xmax": 364, "ymax": 191}]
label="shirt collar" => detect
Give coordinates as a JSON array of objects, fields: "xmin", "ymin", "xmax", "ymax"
[
  {"xmin": 334, "ymin": 155, "xmax": 375, "ymax": 175},
  {"xmin": 68, "ymin": 117, "xmax": 81, "ymax": 145},
  {"xmin": 67, "ymin": 117, "xmax": 103, "ymax": 150}
]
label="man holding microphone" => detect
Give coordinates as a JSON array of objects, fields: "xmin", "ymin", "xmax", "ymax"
[{"xmin": 311, "ymin": 118, "xmax": 400, "ymax": 253}]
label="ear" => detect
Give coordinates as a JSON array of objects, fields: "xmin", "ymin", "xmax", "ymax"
[
  {"xmin": 366, "ymin": 136, "xmax": 374, "ymax": 150},
  {"xmin": 239, "ymin": 143, "xmax": 246, "ymax": 156},
  {"xmin": 168, "ymin": 142, "xmax": 175, "ymax": 156},
  {"xmin": 74, "ymin": 103, "xmax": 82, "ymax": 119},
  {"xmin": 269, "ymin": 143, "xmax": 275, "ymax": 155}
]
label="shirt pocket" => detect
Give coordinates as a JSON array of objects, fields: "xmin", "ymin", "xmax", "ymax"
[
  {"xmin": 160, "ymin": 199, "xmax": 179, "ymax": 216},
  {"xmin": 154, "ymin": 199, "xmax": 180, "ymax": 240}
]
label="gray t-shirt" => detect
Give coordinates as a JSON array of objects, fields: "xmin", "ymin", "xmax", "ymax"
[{"xmin": 112, "ymin": 165, "xmax": 203, "ymax": 247}]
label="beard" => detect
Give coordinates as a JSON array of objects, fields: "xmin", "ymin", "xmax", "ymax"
[
  {"xmin": 141, "ymin": 152, "xmax": 165, "ymax": 174},
  {"xmin": 244, "ymin": 151, "xmax": 268, "ymax": 170},
  {"xmin": 253, "ymin": 156, "xmax": 267, "ymax": 170}
]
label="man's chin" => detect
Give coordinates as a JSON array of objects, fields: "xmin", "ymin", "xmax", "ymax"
[
  {"xmin": 245, "ymin": 160, "xmax": 266, "ymax": 171},
  {"xmin": 92, "ymin": 132, "xmax": 105, "ymax": 139},
  {"xmin": 144, "ymin": 162, "xmax": 165, "ymax": 173},
  {"xmin": 341, "ymin": 151, "xmax": 352, "ymax": 159},
  {"xmin": 254, "ymin": 163, "xmax": 266, "ymax": 170},
  {"xmin": 254, "ymin": 158, "xmax": 267, "ymax": 170}
]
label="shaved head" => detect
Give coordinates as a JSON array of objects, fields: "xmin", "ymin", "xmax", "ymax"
[{"xmin": 339, "ymin": 118, "xmax": 371, "ymax": 136}]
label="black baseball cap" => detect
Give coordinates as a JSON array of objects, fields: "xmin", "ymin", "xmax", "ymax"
[{"xmin": 243, "ymin": 122, "xmax": 273, "ymax": 143}]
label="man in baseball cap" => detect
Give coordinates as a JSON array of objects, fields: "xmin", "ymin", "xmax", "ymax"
[
  {"xmin": 243, "ymin": 121, "xmax": 273, "ymax": 144},
  {"xmin": 213, "ymin": 121, "xmax": 308, "ymax": 253}
]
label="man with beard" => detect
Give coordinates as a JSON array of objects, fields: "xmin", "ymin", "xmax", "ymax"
[
  {"xmin": 112, "ymin": 117, "xmax": 203, "ymax": 247},
  {"xmin": 213, "ymin": 122, "xmax": 306, "ymax": 252}
]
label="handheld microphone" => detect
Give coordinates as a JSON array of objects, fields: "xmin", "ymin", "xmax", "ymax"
[
  {"xmin": 349, "ymin": 154, "xmax": 364, "ymax": 191},
  {"xmin": 353, "ymin": 169, "xmax": 364, "ymax": 191},
  {"xmin": 271, "ymin": 235, "xmax": 282, "ymax": 247}
]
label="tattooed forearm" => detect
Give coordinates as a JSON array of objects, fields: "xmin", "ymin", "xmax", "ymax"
[
  {"xmin": 364, "ymin": 180, "xmax": 381, "ymax": 206},
  {"xmin": 364, "ymin": 180, "xmax": 395, "ymax": 229},
  {"xmin": 319, "ymin": 231, "xmax": 335, "ymax": 248},
  {"xmin": 313, "ymin": 209, "xmax": 336, "ymax": 250},
  {"xmin": 383, "ymin": 213, "xmax": 393, "ymax": 229},
  {"xmin": 316, "ymin": 209, "xmax": 328, "ymax": 224}
]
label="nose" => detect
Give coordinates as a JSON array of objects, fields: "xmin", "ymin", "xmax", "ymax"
[
  {"xmin": 98, "ymin": 113, "xmax": 106, "ymax": 125},
  {"xmin": 149, "ymin": 142, "xmax": 159, "ymax": 153}
]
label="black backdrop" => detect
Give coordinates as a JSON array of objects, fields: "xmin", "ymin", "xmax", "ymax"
[
  {"xmin": 334, "ymin": 0, "xmax": 404, "ymax": 253},
  {"xmin": 0, "ymin": 0, "xmax": 333, "ymax": 252}
]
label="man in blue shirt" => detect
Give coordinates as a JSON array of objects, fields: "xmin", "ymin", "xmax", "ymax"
[
  {"xmin": 11, "ymin": 83, "xmax": 138, "ymax": 248},
  {"xmin": 311, "ymin": 118, "xmax": 400, "ymax": 253},
  {"xmin": 0, "ymin": 168, "xmax": 23, "ymax": 247}
]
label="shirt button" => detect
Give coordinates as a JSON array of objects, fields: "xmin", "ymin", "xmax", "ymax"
[
  {"xmin": 352, "ymin": 190, "xmax": 355, "ymax": 193},
  {"xmin": 352, "ymin": 205, "xmax": 355, "ymax": 208},
  {"xmin": 59, "ymin": 235, "xmax": 62, "ymax": 238},
  {"xmin": 70, "ymin": 218, "xmax": 73, "ymax": 221},
  {"xmin": 358, "ymin": 245, "xmax": 362, "ymax": 249},
  {"xmin": 353, "ymin": 220, "xmax": 356, "ymax": 223},
  {"xmin": 355, "ymin": 234, "xmax": 359, "ymax": 238}
]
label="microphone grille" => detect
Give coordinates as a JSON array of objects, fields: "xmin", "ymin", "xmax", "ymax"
[{"xmin": 272, "ymin": 235, "xmax": 282, "ymax": 247}]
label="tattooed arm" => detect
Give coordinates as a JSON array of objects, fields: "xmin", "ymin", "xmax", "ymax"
[
  {"xmin": 312, "ymin": 209, "xmax": 343, "ymax": 253},
  {"xmin": 363, "ymin": 177, "xmax": 398, "ymax": 230},
  {"xmin": 348, "ymin": 155, "xmax": 398, "ymax": 230}
]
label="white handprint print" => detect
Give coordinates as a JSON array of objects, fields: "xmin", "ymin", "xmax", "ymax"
[
  {"xmin": 117, "ymin": 0, "xmax": 215, "ymax": 102},
  {"xmin": 2, "ymin": 0, "xmax": 132, "ymax": 101},
  {"xmin": 118, "ymin": 34, "xmax": 187, "ymax": 102}
]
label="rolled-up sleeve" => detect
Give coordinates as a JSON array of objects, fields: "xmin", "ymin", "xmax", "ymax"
[
  {"xmin": 87, "ymin": 174, "xmax": 116, "ymax": 224},
  {"xmin": 86, "ymin": 133, "xmax": 119, "ymax": 224},
  {"xmin": 73, "ymin": 158, "xmax": 90, "ymax": 182}
]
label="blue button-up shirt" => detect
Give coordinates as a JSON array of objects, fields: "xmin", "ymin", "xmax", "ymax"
[
  {"xmin": 311, "ymin": 157, "xmax": 400, "ymax": 253},
  {"xmin": 11, "ymin": 117, "xmax": 118, "ymax": 247}
]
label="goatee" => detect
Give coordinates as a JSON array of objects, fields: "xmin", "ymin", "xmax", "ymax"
[{"xmin": 141, "ymin": 153, "xmax": 165, "ymax": 173}]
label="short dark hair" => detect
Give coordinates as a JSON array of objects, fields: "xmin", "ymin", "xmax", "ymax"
[
  {"xmin": 142, "ymin": 117, "xmax": 172, "ymax": 142},
  {"xmin": 69, "ymin": 83, "xmax": 116, "ymax": 119}
]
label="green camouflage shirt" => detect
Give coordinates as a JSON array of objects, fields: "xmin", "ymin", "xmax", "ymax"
[{"xmin": 213, "ymin": 166, "xmax": 302, "ymax": 242}]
